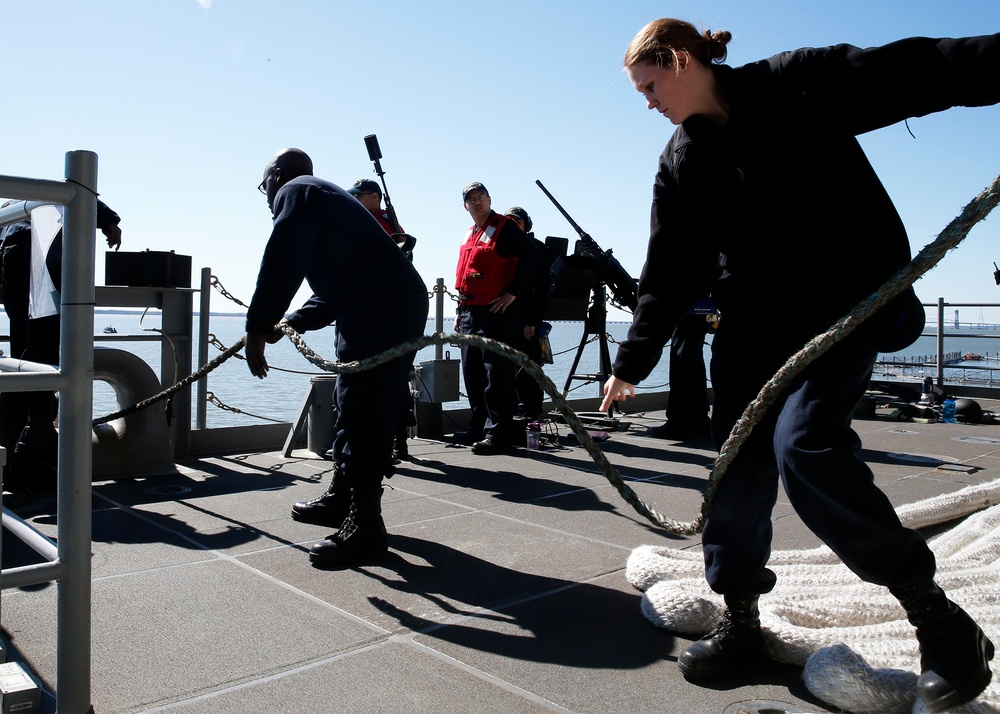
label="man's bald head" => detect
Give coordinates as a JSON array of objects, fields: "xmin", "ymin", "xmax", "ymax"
[
  {"xmin": 266, "ymin": 148, "xmax": 313, "ymax": 180},
  {"xmin": 261, "ymin": 148, "xmax": 314, "ymax": 212}
]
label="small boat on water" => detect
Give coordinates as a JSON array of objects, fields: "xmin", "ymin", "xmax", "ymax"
[
  {"xmin": 103, "ymin": 325, "xmax": 117, "ymax": 334},
  {"xmin": 964, "ymin": 352, "xmax": 984, "ymax": 361}
]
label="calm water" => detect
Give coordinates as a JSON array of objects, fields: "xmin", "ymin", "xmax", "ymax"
[{"xmin": 4, "ymin": 311, "xmax": 1000, "ymax": 429}]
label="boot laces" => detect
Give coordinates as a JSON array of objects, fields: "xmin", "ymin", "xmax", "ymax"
[
  {"xmin": 711, "ymin": 603, "xmax": 761, "ymax": 641},
  {"xmin": 709, "ymin": 610, "xmax": 743, "ymax": 643},
  {"xmin": 332, "ymin": 504, "xmax": 360, "ymax": 543}
]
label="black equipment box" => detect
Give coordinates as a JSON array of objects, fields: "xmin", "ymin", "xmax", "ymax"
[{"xmin": 106, "ymin": 250, "xmax": 192, "ymax": 288}]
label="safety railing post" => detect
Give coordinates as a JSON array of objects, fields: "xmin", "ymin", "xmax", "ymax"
[
  {"xmin": 56, "ymin": 149, "xmax": 98, "ymax": 714},
  {"xmin": 435, "ymin": 277, "xmax": 444, "ymax": 360},
  {"xmin": 197, "ymin": 267, "xmax": 212, "ymax": 429},
  {"xmin": 937, "ymin": 297, "xmax": 945, "ymax": 388}
]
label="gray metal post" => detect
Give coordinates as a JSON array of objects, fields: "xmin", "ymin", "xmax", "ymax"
[
  {"xmin": 162, "ymin": 289, "xmax": 194, "ymax": 456},
  {"xmin": 57, "ymin": 150, "xmax": 98, "ymax": 714},
  {"xmin": 435, "ymin": 277, "xmax": 444, "ymax": 360},
  {"xmin": 937, "ymin": 297, "xmax": 945, "ymax": 388},
  {"xmin": 196, "ymin": 267, "xmax": 212, "ymax": 429}
]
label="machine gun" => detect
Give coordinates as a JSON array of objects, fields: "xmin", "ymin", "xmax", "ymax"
[
  {"xmin": 535, "ymin": 179, "xmax": 638, "ymax": 312},
  {"xmin": 535, "ymin": 180, "xmax": 640, "ymax": 415},
  {"xmin": 364, "ymin": 134, "xmax": 403, "ymax": 235}
]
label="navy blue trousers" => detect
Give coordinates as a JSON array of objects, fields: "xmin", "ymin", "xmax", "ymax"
[
  {"xmin": 666, "ymin": 313, "xmax": 710, "ymax": 427},
  {"xmin": 331, "ymin": 352, "xmax": 413, "ymax": 490},
  {"xmin": 703, "ymin": 320, "xmax": 936, "ymax": 595},
  {"xmin": 457, "ymin": 304, "xmax": 519, "ymax": 442},
  {"xmin": 514, "ymin": 329, "xmax": 545, "ymax": 419}
]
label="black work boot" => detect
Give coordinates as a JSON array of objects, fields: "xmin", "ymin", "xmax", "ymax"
[
  {"xmin": 677, "ymin": 595, "xmax": 763, "ymax": 680},
  {"xmin": 309, "ymin": 487, "xmax": 389, "ymax": 567},
  {"xmin": 291, "ymin": 464, "xmax": 350, "ymax": 528},
  {"xmin": 471, "ymin": 433, "xmax": 512, "ymax": 455},
  {"xmin": 890, "ymin": 580, "xmax": 994, "ymax": 713},
  {"xmin": 392, "ymin": 427, "xmax": 409, "ymax": 462}
]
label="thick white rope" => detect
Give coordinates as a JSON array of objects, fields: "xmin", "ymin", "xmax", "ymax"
[{"xmin": 626, "ymin": 478, "xmax": 1000, "ymax": 713}]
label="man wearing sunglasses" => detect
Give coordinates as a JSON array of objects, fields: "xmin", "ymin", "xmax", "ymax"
[{"xmin": 247, "ymin": 148, "xmax": 428, "ymax": 568}]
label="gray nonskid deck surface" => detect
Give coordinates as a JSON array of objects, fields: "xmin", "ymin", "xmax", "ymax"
[{"xmin": 4, "ymin": 402, "xmax": 1000, "ymax": 713}]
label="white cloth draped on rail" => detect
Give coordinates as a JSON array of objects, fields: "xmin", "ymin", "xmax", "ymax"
[
  {"xmin": 627, "ymin": 478, "xmax": 1000, "ymax": 713},
  {"xmin": 28, "ymin": 204, "xmax": 62, "ymax": 319}
]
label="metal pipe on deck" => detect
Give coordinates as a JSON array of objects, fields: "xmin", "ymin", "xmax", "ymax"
[
  {"xmin": 0, "ymin": 199, "xmax": 54, "ymax": 227},
  {"xmin": 1, "ymin": 507, "xmax": 60, "ymax": 563},
  {"xmin": 0, "ymin": 175, "xmax": 75, "ymax": 211},
  {"xmin": 55, "ymin": 150, "xmax": 98, "ymax": 714},
  {"xmin": 0, "ymin": 358, "xmax": 68, "ymax": 392},
  {"xmin": 2, "ymin": 561, "xmax": 68, "ymax": 592}
]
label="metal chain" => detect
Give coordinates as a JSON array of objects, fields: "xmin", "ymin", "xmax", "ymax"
[
  {"xmin": 208, "ymin": 333, "xmax": 323, "ymax": 375},
  {"xmin": 210, "ymin": 275, "xmax": 250, "ymax": 309},
  {"xmin": 552, "ymin": 334, "xmax": 597, "ymax": 357},
  {"xmin": 93, "ymin": 337, "xmax": 246, "ymax": 426},
  {"xmin": 437, "ymin": 284, "xmax": 462, "ymax": 303},
  {"xmin": 206, "ymin": 391, "xmax": 285, "ymax": 423}
]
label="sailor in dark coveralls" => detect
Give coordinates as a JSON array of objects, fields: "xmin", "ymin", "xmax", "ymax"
[
  {"xmin": 600, "ymin": 20, "xmax": 1000, "ymax": 713},
  {"xmin": 245, "ymin": 148, "xmax": 428, "ymax": 567},
  {"xmin": 503, "ymin": 205, "xmax": 553, "ymax": 422}
]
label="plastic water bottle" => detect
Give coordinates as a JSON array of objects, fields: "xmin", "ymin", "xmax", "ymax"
[
  {"xmin": 526, "ymin": 422, "xmax": 541, "ymax": 449},
  {"xmin": 942, "ymin": 397, "xmax": 957, "ymax": 423}
]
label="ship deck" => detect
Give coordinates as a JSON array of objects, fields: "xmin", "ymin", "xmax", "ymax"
[{"xmin": 4, "ymin": 397, "xmax": 1000, "ymax": 713}]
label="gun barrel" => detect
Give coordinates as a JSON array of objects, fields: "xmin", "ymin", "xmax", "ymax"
[
  {"xmin": 535, "ymin": 179, "xmax": 587, "ymax": 237},
  {"xmin": 536, "ymin": 179, "xmax": 638, "ymax": 312}
]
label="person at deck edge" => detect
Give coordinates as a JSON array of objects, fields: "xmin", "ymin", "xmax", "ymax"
[
  {"xmin": 600, "ymin": 20, "xmax": 1000, "ymax": 713},
  {"xmin": 245, "ymin": 148, "xmax": 428, "ymax": 568}
]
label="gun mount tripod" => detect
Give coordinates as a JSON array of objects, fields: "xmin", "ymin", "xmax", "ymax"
[{"xmin": 537, "ymin": 180, "xmax": 638, "ymax": 427}]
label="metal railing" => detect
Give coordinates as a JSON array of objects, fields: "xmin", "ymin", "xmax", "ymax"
[
  {"xmin": 0, "ymin": 151, "xmax": 99, "ymax": 713},
  {"xmin": 872, "ymin": 299, "xmax": 1000, "ymax": 392}
]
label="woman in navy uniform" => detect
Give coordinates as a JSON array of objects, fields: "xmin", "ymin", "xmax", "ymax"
[{"xmin": 600, "ymin": 19, "xmax": 1000, "ymax": 713}]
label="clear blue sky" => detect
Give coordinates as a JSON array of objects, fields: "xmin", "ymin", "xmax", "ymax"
[{"xmin": 3, "ymin": 1, "xmax": 999, "ymax": 322}]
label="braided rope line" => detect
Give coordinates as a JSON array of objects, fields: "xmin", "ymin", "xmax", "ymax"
[
  {"xmin": 627, "ymin": 477, "xmax": 1000, "ymax": 712},
  {"xmin": 699, "ymin": 173, "xmax": 1000, "ymax": 529},
  {"xmin": 279, "ymin": 324, "xmax": 694, "ymax": 533},
  {"xmin": 89, "ymin": 318, "xmax": 689, "ymax": 532},
  {"xmin": 92, "ymin": 174, "xmax": 999, "ymax": 538}
]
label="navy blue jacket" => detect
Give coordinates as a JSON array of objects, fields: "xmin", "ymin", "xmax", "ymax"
[
  {"xmin": 246, "ymin": 176, "xmax": 428, "ymax": 361},
  {"xmin": 614, "ymin": 33, "xmax": 1000, "ymax": 385}
]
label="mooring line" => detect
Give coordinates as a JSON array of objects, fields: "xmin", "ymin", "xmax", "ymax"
[{"xmin": 93, "ymin": 172, "xmax": 1000, "ymax": 535}]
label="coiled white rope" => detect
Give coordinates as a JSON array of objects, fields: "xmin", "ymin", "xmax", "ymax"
[{"xmin": 626, "ymin": 478, "xmax": 1000, "ymax": 713}]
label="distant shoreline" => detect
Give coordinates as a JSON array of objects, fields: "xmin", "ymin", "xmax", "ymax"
[
  {"xmin": 92, "ymin": 309, "xmax": 636, "ymax": 324},
  {"xmin": 95, "ymin": 309, "xmax": 247, "ymax": 317}
]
